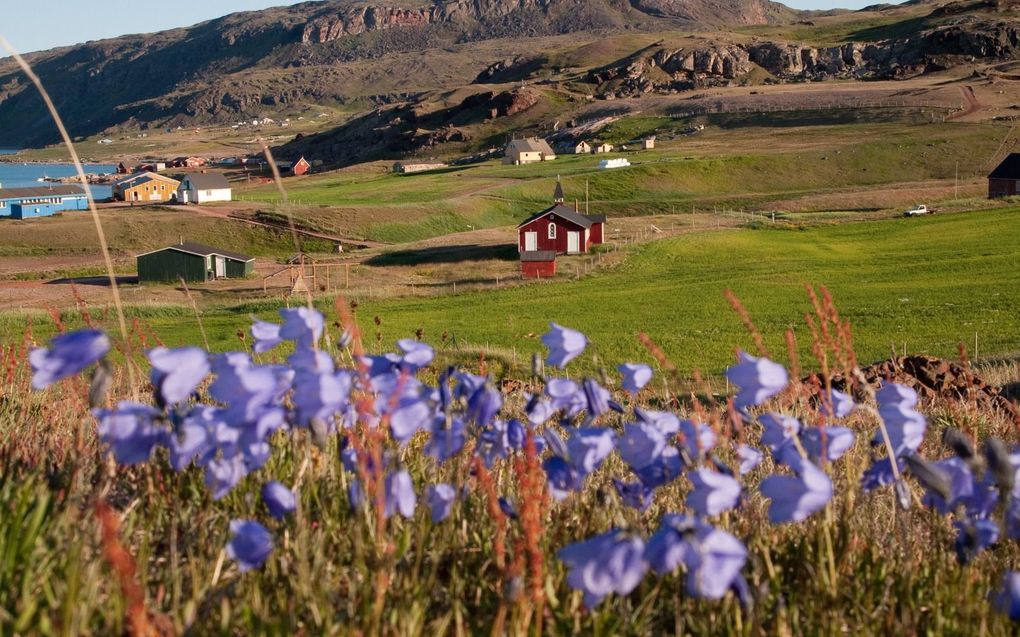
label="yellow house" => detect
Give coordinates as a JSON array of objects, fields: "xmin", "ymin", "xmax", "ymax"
[
  {"xmin": 503, "ymin": 137, "xmax": 557, "ymax": 165},
  {"xmin": 113, "ymin": 172, "xmax": 181, "ymax": 203}
]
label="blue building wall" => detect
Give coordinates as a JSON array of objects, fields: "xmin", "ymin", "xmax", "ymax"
[{"xmin": 0, "ymin": 194, "xmax": 88, "ymax": 219}]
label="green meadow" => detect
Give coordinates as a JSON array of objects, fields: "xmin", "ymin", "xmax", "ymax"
[{"xmin": 98, "ymin": 206, "xmax": 1020, "ymax": 377}]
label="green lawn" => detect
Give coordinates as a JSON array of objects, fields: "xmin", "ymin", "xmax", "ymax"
[{"xmin": 98, "ymin": 206, "xmax": 1020, "ymax": 377}]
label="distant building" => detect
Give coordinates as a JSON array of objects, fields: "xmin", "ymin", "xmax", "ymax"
[
  {"xmin": 172, "ymin": 156, "xmax": 206, "ymax": 169},
  {"xmin": 503, "ymin": 137, "xmax": 557, "ymax": 165},
  {"xmin": 292, "ymin": 157, "xmax": 312, "ymax": 176},
  {"xmin": 113, "ymin": 172, "xmax": 181, "ymax": 203},
  {"xmin": 599, "ymin": 158, "xmax": 631, "ymax": 170},
  {"xmin": 136, "ymin": 241, "xmax": 254, "ymax": 283},
  {"xmin": 520, "ymin": 250, "xmax": 557, "ymax": 279},
  {"xmin": 177, "ymin": 173, "xmax": 232, "ymax": 204},
  {"xmin": 642, "ymin": 137, "xmax": 656, "ymax": 150},
  {"xmin": 989, "ymin": 153, "xmax": 1020, "ymax": 198},
  {"xmin": 517, "ymin": 182, "xmax": 605, "ymax": 255},
  {"xmin": 393, "ymin": 162, "xmax": 448, "ymax": 174},
  {"xmin": 0, "ymin": 185, "xmax": 88, "ymax": 219},
  {"xmin": 593, "ymin": 142, "xmax": 615, "ymax": 154}
]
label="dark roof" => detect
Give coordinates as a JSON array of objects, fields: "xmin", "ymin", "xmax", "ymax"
[
  {"xmin": 0, "ymin": 185, "xmax": 86, "ymax": 200},
  {"xmin": 989, "ymin": 153, "xmax": 1020, "ymax": 179},
  {"xmin": 554, "ymin": 181, "xmax": 564, "ymax": 202},
  {"xmin": 136, "ymin": 241, "xmax": 254, "ymax": 262},
  {"xmin": 182, "ymin": 172, "xmax": 230, "ymax": 190},
  {"xmin": 516, "ymin": 204, "xmax": 605, "ymax": 229},
  {"xmin": 520, "ymin": 250, "xmax": 557, "ymax": 262}
]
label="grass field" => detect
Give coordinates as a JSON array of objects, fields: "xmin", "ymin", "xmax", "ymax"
[
  {"xmin": 234, "ymin": 117, "xmax": 1011, "ymax": 243},
  {"xmin": 49, "ymin": 206, "xmax": 1011, "ymax": 380}
]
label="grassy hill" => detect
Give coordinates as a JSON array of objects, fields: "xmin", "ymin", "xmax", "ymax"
[{"xmin": 109, "ymin": 206, "xmax": 1020, "ymax": 377}]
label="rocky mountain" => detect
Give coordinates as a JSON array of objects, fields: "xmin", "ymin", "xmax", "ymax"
[{"xmin": 0, "ymin": 0, "xmax": 796, "ymax": 146}]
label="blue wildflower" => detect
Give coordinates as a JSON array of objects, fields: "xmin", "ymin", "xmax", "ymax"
[
  {"xmin": 541, "ymin": 323, "xmax": 587, "ymax": 369},
  {"xmin": 206, "ymin": 455, "xmax": 248, "ymax": 500},
  {"xmin": 262, "ymin": 481, "xmax": 297, "ymax": 519},
  {"xmin": 955, "ymin": 518, "xmax": 999, "ymax": 564},
  {"xmin": 644, "ymin": 514, "xmax": 747, "ymax": 599},
  {"xmin": 93, "ymin": 402, "xmax": 164, "ymax": 465},
  {"xmin": 226, "ymin": 520, "xmax": 273, "ymax": 572},
  {"xmin": 398, "ymin": 339, "xmax": 434, "ymax": 369},
  {"xmin": 687, "ymin": 469, "xmax": 741, "ymax": 516},
  {"xmin": 425, "ymin": 417, "xmax": 466, "ymax": 463},
  {"xmin": 613, "ymin": 479, "xmax": 655, "ymax": 511},
  {"xmin": 736, "ymin": 444, "xmax": 763, "ymax": 475},
  {"xmin": 875, "ymin": 383, "xmax": 927, "ymax": 456},
  {"xmin": 384, "ymin": 469, "xmax": 416, "ymax": 519},
  {"xmin": 618, "ymin": 363, "xmax": 653, "ymax": 396},
  {"xmin": 148, "ymin": 346, "xmax": 209, "ymax": 407},
  {"xmin": 279, "ymin": 307, "xmax": 324, "ymax": 347},
  {"xmin": 250, "ymin": 320, "xmax": 282, "ymax": 353},
  {"xmin": 558, "ymin": 530, "xmax": 648, "ymax": 608},
  {"xmin": 725, "ymin": 351, "xmax": 788, "ymax": 412},
  {"xmin": 830, "ymin": 388, "xmax": 856, "ymax": 418},
  {"xmin": 679, "ymin": 420, "xmax": 717, "ymax": 460},
  {"xmin": 30, "ymin": 329, "xmax": 110, "ymax": 389},
  {"xmin": 566, "ymin": 427, "xmax": 616, "ymax": 475},
  {"xmin": 618, "ymin": 422, "xmax": 667, "ymax": 472},
  {"xmin": 427, "ymin": 483, "xmax": 457, "ymax": 523},
  {"xmin": 799, "ymin": 426, "xmax": 856, "ymax": 464},
  {"xmin": 861, "ymin": 456, "xmax": 905, "ymax": 492},
  {"xmin": 993, "ymin": 572, "xmax": 1020, "ymax": 621},
  {"xmin": 760, "ymin": 457, "xmax": 833, "ymax": 524},
  {"xmin": 581, "ymin": 378, "xmax": 612, "ymax": 421},
  {"xmin": 466, "ymin": 383, "xmax": 503, "ymax": 426},
  {"xmin": 546, "ymin": 378, "xmax": 585, "ymax": 417}
]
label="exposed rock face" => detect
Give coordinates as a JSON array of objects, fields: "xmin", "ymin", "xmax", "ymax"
[{"xmin": 588, "ymin": 20, "xmax": 1020, "ymax": 99}]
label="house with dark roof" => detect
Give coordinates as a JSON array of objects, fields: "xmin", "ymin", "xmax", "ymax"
[
  {"xmin": 517, "ymin": 181, "xmax": 606, "ymax": 255},
  {"xmin": 989, "ymin": 153, "xmax": 1020, "ymax": 198},
  {"xmin": 136, "ymin": 241, "xmax": 255, "ymax": 282},
  {"xmin": 520, "ymin": 250, "xmax": 557, "ymax": 279},
  {"xmin": 503, "ymin": 137, "xmax": 557, "ymax": 165},
  {"xmin": 177, "ymin": 172, "xmax": 232, "ymax": 204},
  {"xmin": 0, "ymin": 185, "xmax": 88, "ymax": 219}
]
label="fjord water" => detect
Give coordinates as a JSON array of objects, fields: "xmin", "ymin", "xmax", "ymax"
[{"xmin": 0, "ymin": 159, "xmax": 116, "ymax": 199}]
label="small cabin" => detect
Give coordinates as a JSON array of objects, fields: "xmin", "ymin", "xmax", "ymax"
[
  {"xmin": 989, "ymin": 153, "xmax": 1020, "ymax": 198},
  {"xmin": 642, "ymin": 137, "xmax": 656, "ymax": 150},
  {"xmin": 503, "ymin": 137, "xmax": 557, "ymax": 165},
  {"xmin": 136, "ymin": 241, "xmax": 254, "ymax": 283},
  {"xmin": 113, "ymin": 172, "xmax": 181, "ymax": 203},
  {"xmin": 292, "ymin": 157, "xmax": 312, "ymax": 176},
  {"xmin": 520, "ymin": 250, "xmax": 557, "ymax": 279}
]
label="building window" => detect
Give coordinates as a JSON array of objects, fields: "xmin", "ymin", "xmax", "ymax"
[{"xmin": 548, "ymin": 223, "xmax": 556, "ymax": 240}]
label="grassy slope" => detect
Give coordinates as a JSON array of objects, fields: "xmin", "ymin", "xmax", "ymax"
[
  {"xmin": 236, "ymin": 118, "xmax": 1009, "ymax": 243},
  {"xmin": 127, "ymin": 207, "xmax": 1020, "ymax": 376}
]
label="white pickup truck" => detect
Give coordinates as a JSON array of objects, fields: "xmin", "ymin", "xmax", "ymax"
[{"xmin": 903, "ymin": 204, "xmax": 931, "ymax": 217}]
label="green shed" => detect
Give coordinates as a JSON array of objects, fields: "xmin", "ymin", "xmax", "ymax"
[{"xmin": 136, "ymin": 241, "xmax": 255, "ymax": 283}]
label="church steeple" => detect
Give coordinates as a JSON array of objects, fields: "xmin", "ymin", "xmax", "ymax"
[{"xmin": 553, "ymin": 176, "xmax": 564, "ymax": 205}]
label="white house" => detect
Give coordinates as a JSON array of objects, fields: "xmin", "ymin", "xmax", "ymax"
[{"xmin": 177, "ymin": 173, "xmax": 232, "ymax": 204}]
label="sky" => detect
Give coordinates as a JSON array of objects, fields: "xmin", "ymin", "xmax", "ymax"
[
  {"xmin": 2, "ymin": 0, "xmax": 901, "ymax": 55},
  {"xmin": 1, "ymin": 1, "xmax": 307, "ymax": 55}
]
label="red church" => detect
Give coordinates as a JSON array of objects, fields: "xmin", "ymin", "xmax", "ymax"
[{"xmin": 517, "ymin": 182, "xmax": 606, "ymax": 255}]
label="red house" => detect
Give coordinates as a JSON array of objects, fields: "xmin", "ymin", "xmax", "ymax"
[
  {"xmin": 520, "ymin": 250, "xmax": 557, "ymax": 278},
  {"xmin": 517, "ymin": 182, "xmax": 606, "ymax": 255},
  {"xmin": 989, "ymin": 153, "xmax": 1020, "ymax": 198},
  {"xmin": 292, "ymin": 157, "xmax": 312, "ymax": 176}
]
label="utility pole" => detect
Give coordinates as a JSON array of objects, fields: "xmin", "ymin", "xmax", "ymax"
[
  {"xmin": 585, "ymin": 179, "xmax": 589, "ymax": 215},
  {"xmin": 955, "ymin": 161, "xmax": 959, "ymax": 200}
]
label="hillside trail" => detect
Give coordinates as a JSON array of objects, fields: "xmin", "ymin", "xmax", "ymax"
[{"xmin": 946, "ymin": 85, "xmax": 982, "ymax": 120}]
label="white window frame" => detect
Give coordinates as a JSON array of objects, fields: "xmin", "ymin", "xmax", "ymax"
[{"xmin": 548, "ymin": 222, "xmax": 556, "ymax": 240}]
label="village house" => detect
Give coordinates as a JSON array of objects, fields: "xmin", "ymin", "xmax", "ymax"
[
  {"xmin": 517, "ymin": 182, "xmax": 606, "ymax": 255},
  {"xmin": 988, "ymin": 153, "xmax": 1020, "ymax": 198},
  {"xmin": 136, "ymin": 240, "xmax": 254, "ymax": 283},
  {"xmin": 113, "ymin": 172, "xmax": 181, "ymax": 203},
  {"xmin": 593, "ymin": 142, "xmax": 615, "ymax": 154},
  {"xmin": 642, "ymin": 137, "xmax": 656, "ymax": 150},
  {"xmin": 0, "ymin": 185, "xmax": 88, "ymax": 219},
  {"xmin": 503, "ymin": 137, "xmax": 557, "ymax": 165},
  {"xmin": 292, "ymin": 157, "xmax": 312, "ymax": 176},
  {"xmin": 177, "ymin": 173, "xmax": 232, "ymax": 204}
]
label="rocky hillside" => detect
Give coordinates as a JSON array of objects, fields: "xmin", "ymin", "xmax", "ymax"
[{"xmin": 0, "ymin": 0, "xmax": 796, "ymax": 146}]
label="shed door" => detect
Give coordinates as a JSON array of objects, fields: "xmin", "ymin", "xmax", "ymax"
[
  {"xmin": 215, "ymin": 256, "xmax": 226, "ymax": 278},
  {"xmin": 567, "ymin": 231, "xmax": 580, "ymax": 254},
  {"xmin": 524, "ymin": 232, "xmax": 537, "ymax": 251}
]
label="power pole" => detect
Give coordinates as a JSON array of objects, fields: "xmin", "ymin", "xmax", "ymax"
[{"xmin": 585, "ymin": 179, "xmax": 589, "ymax": 215}]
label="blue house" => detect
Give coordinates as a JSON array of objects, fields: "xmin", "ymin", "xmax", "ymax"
[{"xmin": 0, "ymin": 185, "xmax": 89, "ymax": 219}]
